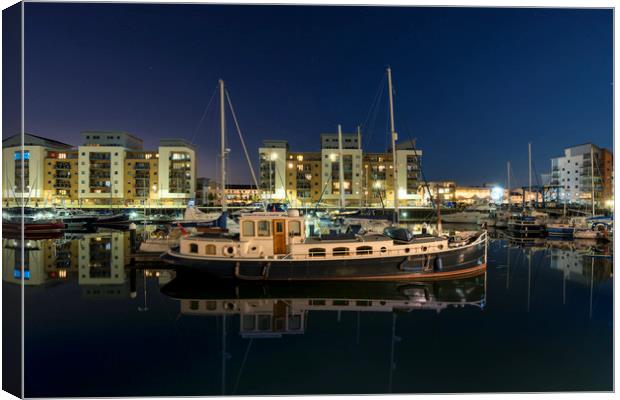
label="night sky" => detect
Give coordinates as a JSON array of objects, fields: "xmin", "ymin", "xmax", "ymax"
[{"xmin": 15, "ymin": 4, "xmax": 613, "ymax": 186}]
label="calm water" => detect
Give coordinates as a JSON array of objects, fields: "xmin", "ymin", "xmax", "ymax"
[{"xmin": 3, "ymin": 227, "xmax": 613, "ymax": 396}]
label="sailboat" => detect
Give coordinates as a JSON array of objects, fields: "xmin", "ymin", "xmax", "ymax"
[
  {"xmin": 340, "ymin": 68, "xmax": 407, "ymax": 234},
  {"xmin": 507, "ymin": 143, "xmax": 546, "ymax": 238}
]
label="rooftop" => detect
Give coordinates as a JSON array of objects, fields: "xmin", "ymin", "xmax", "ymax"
[{"xmin": 2, "ymin": 133, "xmax": 73, "ymax": 149}]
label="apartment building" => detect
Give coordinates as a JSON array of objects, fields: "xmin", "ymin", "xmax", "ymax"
[
  {"xmin": 2, "ymin": 133, "xmax": 74, "ymax": 206},
  {"xmin": 550, "ymin": 143, "xmax": 613, "ymax": 207},
  {"xmin": 2, "ymin": 132, "xmax": 196, "ymax": 207},
  {"xmin": 258, "ymin": 133, "xmax": 423, "ymax": 208}
]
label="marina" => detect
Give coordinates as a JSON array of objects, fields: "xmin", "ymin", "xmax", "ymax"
[{"xmin": 2, "ymin": 3, "xmax": 614, "ymax": 397}]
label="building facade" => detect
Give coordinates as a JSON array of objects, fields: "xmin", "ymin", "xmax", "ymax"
[
  {"xmin": 550, "ymin": 143, "xmax": 613, "ymax": 208},
  {"xmin": 258, "ymin": 133, "xmax": 423, "ymax": 208},
  {"xmin": 3, "ymin": 132, "xmax": 196, "ymax": 207}
]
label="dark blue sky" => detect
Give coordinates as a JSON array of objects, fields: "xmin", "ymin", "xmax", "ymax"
[{"xmin": 19, "ymin": 4, "xmax": 612, "ymax": 186}]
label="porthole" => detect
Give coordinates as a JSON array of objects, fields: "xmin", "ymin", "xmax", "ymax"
[
  {"xmin": 405, "ymin": 248, "xmax": 410, "ymax": 253},
  {"xmin": 422, "ymin": 246, "xmax": 428, "ymax": 252},
  {"xmin": 380, "ymin": 247, "xmax": 387, "ymax": 253}
]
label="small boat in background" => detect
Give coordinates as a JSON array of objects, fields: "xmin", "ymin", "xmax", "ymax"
[
  {"xmin": 54, "ymin": 208, "xmax": 98, "ymax": 229},
  {"xmin": 2, "ymin": 207, "xmax": 65, "ymax": 238},
  {"xmin": 545, "ymin": 222, "xmax": 575, "ymax": 238},
  {"xmin": 507, "ymin": 211, "xmax": 547, "ymax": 238},
  {"xmin": 93, "ymin": 212, "xmax": 131, "ymax": 228},
  {"xmin": 139, "ymin": 225, "xmax": 197, "ymax": 253},
  {"xmin": 176, "ymin": 206, "xmax": 221, "ymax": 227},
  {"xmin": 573, "ymin": 228, "xmax": 604, "ymax": 240}
]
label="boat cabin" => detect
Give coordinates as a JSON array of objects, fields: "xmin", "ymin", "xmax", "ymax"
[{"xmin": 178, "ymin": 209, "xmax": 453, "ymax": 262}]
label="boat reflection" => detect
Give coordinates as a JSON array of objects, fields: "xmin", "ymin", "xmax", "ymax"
[{"xmin": 160, "ymin": 272, "xmax": 487, "ymax": 338}]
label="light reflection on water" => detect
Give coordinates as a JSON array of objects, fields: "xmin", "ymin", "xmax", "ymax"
[{"xmin": 2, "ymin": 227, "xmax": 613, "ymax": 396}]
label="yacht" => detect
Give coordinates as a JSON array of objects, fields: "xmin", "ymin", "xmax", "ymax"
[{"xmin": 162, "ymin": 210, "xmax": 488, "ymax": 281}]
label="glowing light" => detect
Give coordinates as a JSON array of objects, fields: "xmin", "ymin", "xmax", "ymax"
[
  {"xmin": 270, "ymin": 152, "xmax": 278, "ymax": 161},
  {"xmin": 329, "ymin": 153, "xmax": 338, "ymax": 162},
  {"xmin": 491, "ymin": 186, "xmax": 504, "ymax": 202}
]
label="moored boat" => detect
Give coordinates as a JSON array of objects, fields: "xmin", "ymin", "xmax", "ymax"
[
  {"xmin": 162, "ymin": 210, "xmax": 488, "ymax": 281},
  {"xmin": 54, "ymin": 208, "xmax": 99, "ymax": 229},
  {"xmin": 2, "ymin": 220, "xmax": 65, "ymax": 239},
  {"xmin": 175, "ymin": 206, "xmax": 222, "ymax": 228},
  {"xmin": 93, "ymin": 212, "xmax": 130, "ymax": 227},
  {"xmin": 545, "ymin": 222, "xmax": 575, "ymax": 238},
  {"xmin": 507, "ymin": 211, "xmax": 547, "ymax": 239}
]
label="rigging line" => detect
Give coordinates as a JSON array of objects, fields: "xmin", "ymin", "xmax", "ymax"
[
  {"xmin": 394, "ymin": 96, "xmax": 435, "ymax": 210},
  {"xmin": 361, "ymin": 75, "xmax": 387, "ymax": 150},
  {"xmin": 315, "ymin": 174, "xmax": 333, "ymax": 211},
  {"xmin": 224, "ymin": 89, "xmax": 265, "ymax": 209},
  {"xmin": 364, "ymin": 82, "xmax": 385, "ymax": 149},
  {"xmin": 275, "ymin": 165, "xmax": 290, "ymax": 205},
  {"xmin": 359, "ymin": 81, "xmax": 387, "ymax": 210},
  {"xmin": 189, "ymin": 85, "xmax": 219, "ymax": 145}
]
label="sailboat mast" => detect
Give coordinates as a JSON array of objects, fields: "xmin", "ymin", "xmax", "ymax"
[
  {"xmin": 590, "ymin": 146, "xmax": 596, "ymax": 216},
  {"xmin": 219, "ymin": 79, "xmax": 227, "ymax": 212},
  {"xmin": 387, "ymin": 67, "xmax": 398, "ymax": 222},
  {"xmin": 528, "ymin": 142, "xmax": 532, "ymax": 208},
  {"xmin": 338, "ymin": 124, "xmax": 345, "ymax": 210},
  {"xmin": 507, "ymin": 161, "xmax": 511, "ymax": 208}
]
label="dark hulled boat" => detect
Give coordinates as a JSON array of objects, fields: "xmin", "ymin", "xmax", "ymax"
[{"xmin": 162, "ymin": 210, "xmax": 488, "ymax": 281}]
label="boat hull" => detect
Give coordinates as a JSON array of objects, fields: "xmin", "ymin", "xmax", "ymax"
[
  {"xmin": 507, "ymin": 222, "xmax": 545, "ymax": 238},
  {"xmin": 546, "ymin": 226, "xmax": 574, "ymax": 238},
  {"xmin": 162, "ymin": 239, "xmax": 487, "ymax": 281},
  {"xmin": 2, "ymin": 221, "xmax": 66, "ymax": 239}
]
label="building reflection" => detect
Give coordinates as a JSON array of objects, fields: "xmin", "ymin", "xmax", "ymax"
[
  {"xmin": 2, "ymin": 230, "xmax": 133, "ymax": 296},
  {"xmin": 160, "ymin": 273, "xmax": 487, "ymax": 338}
]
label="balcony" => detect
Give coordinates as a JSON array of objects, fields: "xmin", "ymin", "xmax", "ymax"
[{"xmin": 54, "ymin": 163, "xmax": 72, "ymax": 170}]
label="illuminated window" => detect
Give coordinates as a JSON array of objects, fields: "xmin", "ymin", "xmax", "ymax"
[
  {"xmin": 257, "ymin": 221, "xmax": 270, "ymax": 237},
  {"xmin": 242, "ymin": 221, "xmax": 255, "ymax": 237},
  {"xmin": 288, "ymin": 221, "xmax": 301, "ymax": 236}
]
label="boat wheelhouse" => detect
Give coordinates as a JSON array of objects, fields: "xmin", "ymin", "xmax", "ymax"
[{"xmin": 163, "ymin": 210, "xmax": 488, "ymax": 281}]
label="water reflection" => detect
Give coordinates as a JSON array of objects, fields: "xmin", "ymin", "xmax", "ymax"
[
  {"xmin": 5, "ymin": 229, "xmax": 613, "ymax": 395},
  {"xmin": 2, "ymin": 230, "xmax": 131, "ymax": 289},
  {"xmin": 161, "ymin": 273, "xmax": 486, "ymax": 338}
]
